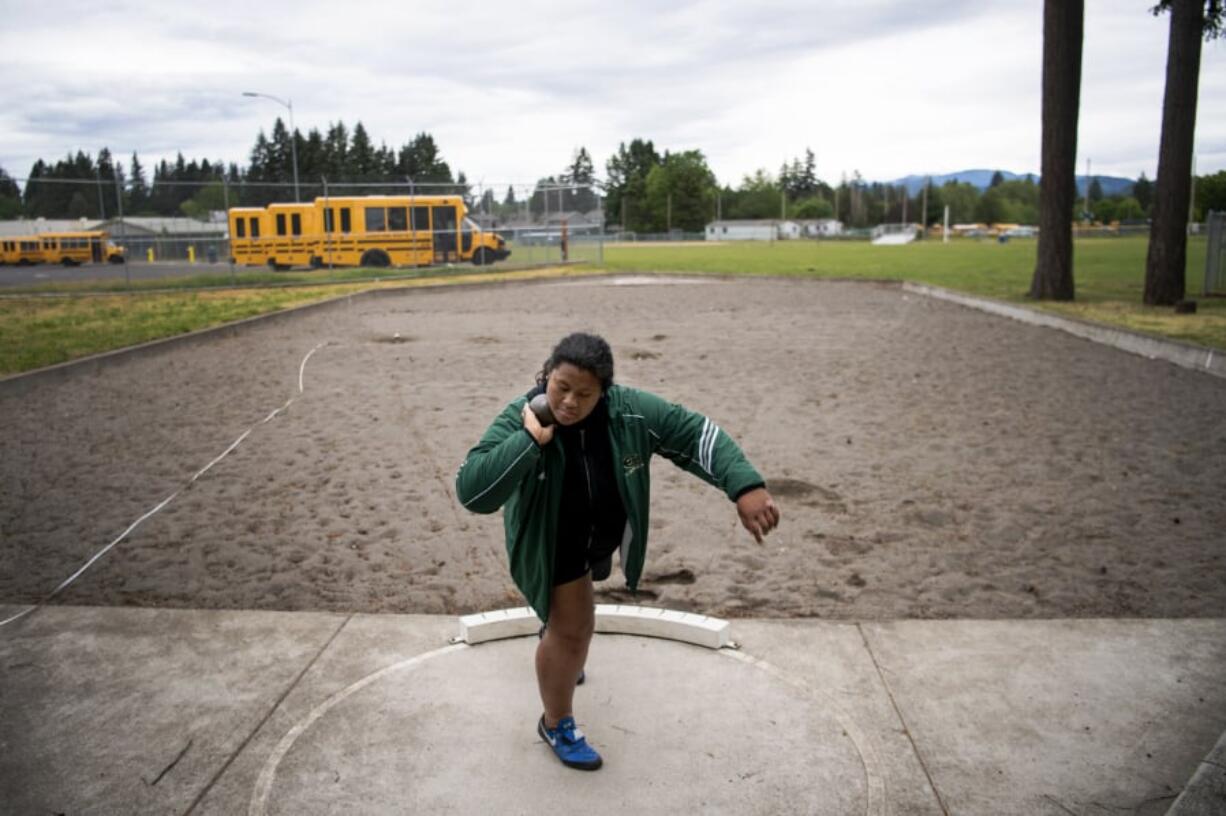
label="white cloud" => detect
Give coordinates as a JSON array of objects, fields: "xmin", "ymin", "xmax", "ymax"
[{"xmin": 0, "ymin": 0, "xmax": 1223, "ymax": 192}]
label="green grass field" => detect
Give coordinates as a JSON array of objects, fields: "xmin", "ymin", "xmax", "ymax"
[
  {"xmin": 603, "ymin": 235, "xmax": 1225, "ymax": 349},
  {"xmin": 1, "ymin": 236, "xmax": 1222, "ymax": 376}
]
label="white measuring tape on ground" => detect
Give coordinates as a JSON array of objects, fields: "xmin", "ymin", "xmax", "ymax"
[{"xmin": 0, "ymin": 342, "xmax": 329, "ymax": 629}]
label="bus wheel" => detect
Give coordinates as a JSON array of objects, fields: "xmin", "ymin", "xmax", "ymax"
[
  {"xmin": 360, "ymin": 249, "xmax": 391, "ymax": 268},
  {"xmin": 472, "ymin": 248, "xmax": 493, "ymax": 266},
  {"xmin": 309, "ymin": 256, "xmax": 323, "ymax": 269}
]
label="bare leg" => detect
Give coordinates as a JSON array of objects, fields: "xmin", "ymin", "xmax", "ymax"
[{"xmin": 536, "ymin": 575, "xmax": 595, "ymax": 727}]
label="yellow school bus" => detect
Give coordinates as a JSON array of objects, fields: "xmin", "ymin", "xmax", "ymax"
[
  {"xmin": 227, "ymin": 194, "xmax": 510, "ymax": 270},
  {"xmin": 0, "ymin": 231, "xmax": 123, "ymax": 265},
  {"xmin": 260, "ymin": 203, "xmax": 318, "ymax": 269},
  {"xmin": 0, "ymin": 238, "xmax": 38, "ymax": 264},
  {"xmin": 42, "ymin": 231, "xmax": 125, "ymax": 265},
  {"xmin": 228, "ymin": 207, "xmax": 272, "ymax": 268}
]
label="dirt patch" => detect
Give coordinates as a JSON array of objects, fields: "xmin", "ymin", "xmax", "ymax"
[{"xmin": 3, "ymin": 277, "xmax": 1224, "ymax": 620}]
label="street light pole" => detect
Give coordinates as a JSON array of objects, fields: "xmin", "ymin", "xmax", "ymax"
[{"xmin": 242, "ymin": 91, "xmax": 300, "ymax": 202}]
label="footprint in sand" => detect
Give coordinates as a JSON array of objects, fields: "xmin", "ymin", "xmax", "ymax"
[
  {"xmin": 646, "ymin": 568, "xmax": 696, "ymax": 585},
  {"xmin": 766, "ymin": 478, "xmax": 848, "ymax": 514}
]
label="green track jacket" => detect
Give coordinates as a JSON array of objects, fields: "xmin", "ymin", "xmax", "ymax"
[{"xmin": 455, "ymin": 384, "xmax": 764, "ymax": 622}]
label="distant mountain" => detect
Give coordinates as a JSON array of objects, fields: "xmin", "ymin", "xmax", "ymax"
[{"xmin": 888, "ymin": 169, "xmax": 1137, "ymax": 198}]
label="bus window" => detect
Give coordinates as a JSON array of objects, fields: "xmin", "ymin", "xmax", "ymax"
[
  {"xmin": 411, "ymin": 206, "xmax": 429, "ymax": 231},
  {"xmin": 388, "ymin": 207, "xmax": 407, "ymax": 231},
  {"xmin": 250, "ymin": 217, "xmax": 260, "ymax": 238},
  {"xmin": 433, "ymin": 206, "xmax": 457, "ymax": 233},
  {"xmin": 462, "ymin": 216, "xmax": 477, "ymax": 253},
  {"xmin": 276, "ymin": 213, "xmax": 287, "ymax": 236},
  {"xmin": 432, "ymin": 206, "xmax": 457, "ymax": 257},
  {"xmin": 291, "ymin": 213, "xmax": 302, "ymax": 235},
  {"xmin": 324, "ymin": 208, "xmax": 333, "ymax": 232},
  {"xmin": 365, "ymin": 207, "xmax": 386, "ymax": 232},
  {"xmin": 340, "ymin": 208, "xmax": 352, "ymax": 233},
  {"xmin": 236, "ymin": 219, "xmax": 246, "ymax": 238}
]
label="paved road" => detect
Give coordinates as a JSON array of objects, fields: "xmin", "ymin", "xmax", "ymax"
[{"xmin": 0, "ymin": 261, "xmax": 255, "ymax": 288}]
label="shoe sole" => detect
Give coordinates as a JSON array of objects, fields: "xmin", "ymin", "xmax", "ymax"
[{"xmin": 537, "ymin": 718, "xmax": 603, "ymax": 771}]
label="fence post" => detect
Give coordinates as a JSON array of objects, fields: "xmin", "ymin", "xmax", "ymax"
[
  {"xmin": 1205, "ymin": 211, "xmax": 1223, "ymax": 296},
  {"xmin": 113, "ymin": 169, "xmax": 131, "ymax": 289},
  {"xmin": 222, "ymin": 175, "xmax": 236, "ymax": 285}
]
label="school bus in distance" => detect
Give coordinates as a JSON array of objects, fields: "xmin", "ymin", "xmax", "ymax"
[
  {"xmin": 0, "ymin": 238, "xmax": 43, "ymax": 265},
  {"xmin": 0, "ymin": 231, "xmax": 124, "ymax": 265},
  {"xmin": 227, "ymin": 194, "xmax": 510, "ymax": 270}
]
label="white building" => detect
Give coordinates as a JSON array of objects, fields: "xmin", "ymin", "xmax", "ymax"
[
  {"xmin": 705, "ymin": 220, "xmax": 779, "ymax": 241},
  {"xmin": 706, "ymin": 218, "xmax": 844, "ymax": 241},
  {"xmin": 796, "ymin": 218, "xmax": 844, "ymax": 237},
  {"xmin": 0, "ymin": 217, "xmax": 102, "ymax": 236}
]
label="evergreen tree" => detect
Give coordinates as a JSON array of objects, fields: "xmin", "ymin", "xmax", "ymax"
[
  {"xmin": 93, "ymin": 148, "xmax": 117, "ymax": 219},
  {"xmin": 300, "ymin": 128, "xmax": 325, "ymax": 183},
  {"xmin": 324, "ymin": 122, "xmax": 349, "ymax": 180},
  {"xmin": 456, "ymin": 171, "xmax": 473, "ymax": 207},
  {"xmin": 567, "ymin": 147, "xmax": 595, "ymax": 185},
  {"xmin": 800, "ymin": 148, "xmax": 818, "ymax": 197},
  {"xmin": 1030, "ymin": 0, "xmax": 1083, "ymax": 301},
  {"xmin": 1144, "ymin": 0, "xmax": 1223, "ymax": 304},
  {"xmin": 22, "ymin": 159, "xmax": 47, "ymax": 215},
  {"xmin": 563, "ymin": 146, "xmax": 598, "ymax": 212},
  {"xmin": 0, "ymin": 165, "xmax": 21, "ymax": 218},
  {"xmin": 128, "ymin": 152, "xmax": 150, "ymax": 213},
  {"xmin": 1133, "ymin": 172, "xmax": 1154, "ymax": 211},
  {"xmin": 397, "ymin": 132, "xmax": 453, "ymax": 186},
  {"xmin": 68, "ymin": 191, "xmax": 91, "ymax": 219},
  {"xmin": 1088, "ymin": 177, "xmax": 1104, "ymax": 203},
  {"xmin": 604, "ymin": 138, "xmax": 661, "ymax": 231}
]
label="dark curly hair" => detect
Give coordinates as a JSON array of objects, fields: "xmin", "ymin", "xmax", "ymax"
[{"xmin": 535, "ymin": 332, "xmax": 615, "ymax": 391}]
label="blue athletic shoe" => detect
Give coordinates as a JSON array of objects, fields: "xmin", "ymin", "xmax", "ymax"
[{"xmin": 538, "ymin": 715, "xmax": 603, "ymax": 770}]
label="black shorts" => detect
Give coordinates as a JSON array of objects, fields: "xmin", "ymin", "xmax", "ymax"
[{"xmin": 552, "ymin": 539, "xmax": 617, "ymax": 586}]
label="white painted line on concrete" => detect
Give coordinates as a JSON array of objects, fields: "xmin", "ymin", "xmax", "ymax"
[
  {"xmin": 903, "ymin": 281, "xmax": 1226, "ymax": 380},
  {"xmin": 0, "ymin": 341, "xmax": 329, "ymax": 630},
  {"xmin": 248, "ymin": 642, "xmax": 468, "ymax": 816},
  {"xmin": 720, "ymin": 648, "xmax": 887, "ymax": 816},
  {"xmin": 456, "ymin": 604, "xmax": 732, "ymax": 649},
  {"xmin": 545, "ymin": 275, "xmax": 719, "ymax": 288}
]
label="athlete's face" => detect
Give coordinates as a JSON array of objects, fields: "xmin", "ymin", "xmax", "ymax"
[{"xmin": 545, "ymin": 363, "xmax": 602, "ymax": 426}]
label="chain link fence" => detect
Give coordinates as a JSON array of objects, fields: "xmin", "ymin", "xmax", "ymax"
[
  {"xmin": 1, "ymin": 177, "xmax": 604, "ymax": 290},
  {"xmin": 1205, "ymin": 211, "xmax": 1225, "ymax": 296}
]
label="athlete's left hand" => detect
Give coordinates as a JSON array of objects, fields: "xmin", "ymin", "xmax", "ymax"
[{"xmin": 736, "ymin": 487, "xmax": 780, "ymax": 544}]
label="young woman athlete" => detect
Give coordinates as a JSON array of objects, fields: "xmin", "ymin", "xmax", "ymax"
[{"xmin": 456, "ymin": 332, "xmax": 780, "ymax": 770}]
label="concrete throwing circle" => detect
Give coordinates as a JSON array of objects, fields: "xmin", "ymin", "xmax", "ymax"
[{"xmin": 250, "ymin": 635, "xmax": 883, "ymax": 815}]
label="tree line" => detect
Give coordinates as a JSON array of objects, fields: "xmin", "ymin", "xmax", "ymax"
[
  {"xmin": 3, "ymin": 130, "xmax": 1221, "ymax": 238},
  {"xmin": 0, "ymin": 120, "xmax": 464, "ymax": 221}
]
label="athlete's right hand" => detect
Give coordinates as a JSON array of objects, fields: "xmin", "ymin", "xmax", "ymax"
[{"xmin": 522, "ymin": 403, "xmax": 555, "ymax": 446}]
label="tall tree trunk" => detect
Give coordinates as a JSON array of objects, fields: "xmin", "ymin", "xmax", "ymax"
[
  {"xmin": 1145, "ymin": 0, "xmax": 1205, "ymax": 305},
  {"xmin": 1030, "ymin": 0, "xmax": 1083, "ymax": 301}
]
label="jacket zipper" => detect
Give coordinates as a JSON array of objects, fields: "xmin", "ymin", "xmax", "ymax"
[{"xmin": 581, "ymin": 429, "xmax": 594, "ymax": 564}]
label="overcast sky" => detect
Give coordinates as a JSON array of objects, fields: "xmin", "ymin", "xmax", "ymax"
[{"xmin": 1, "ymin": 0, "xmax": 1223, "ymax": 194}]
